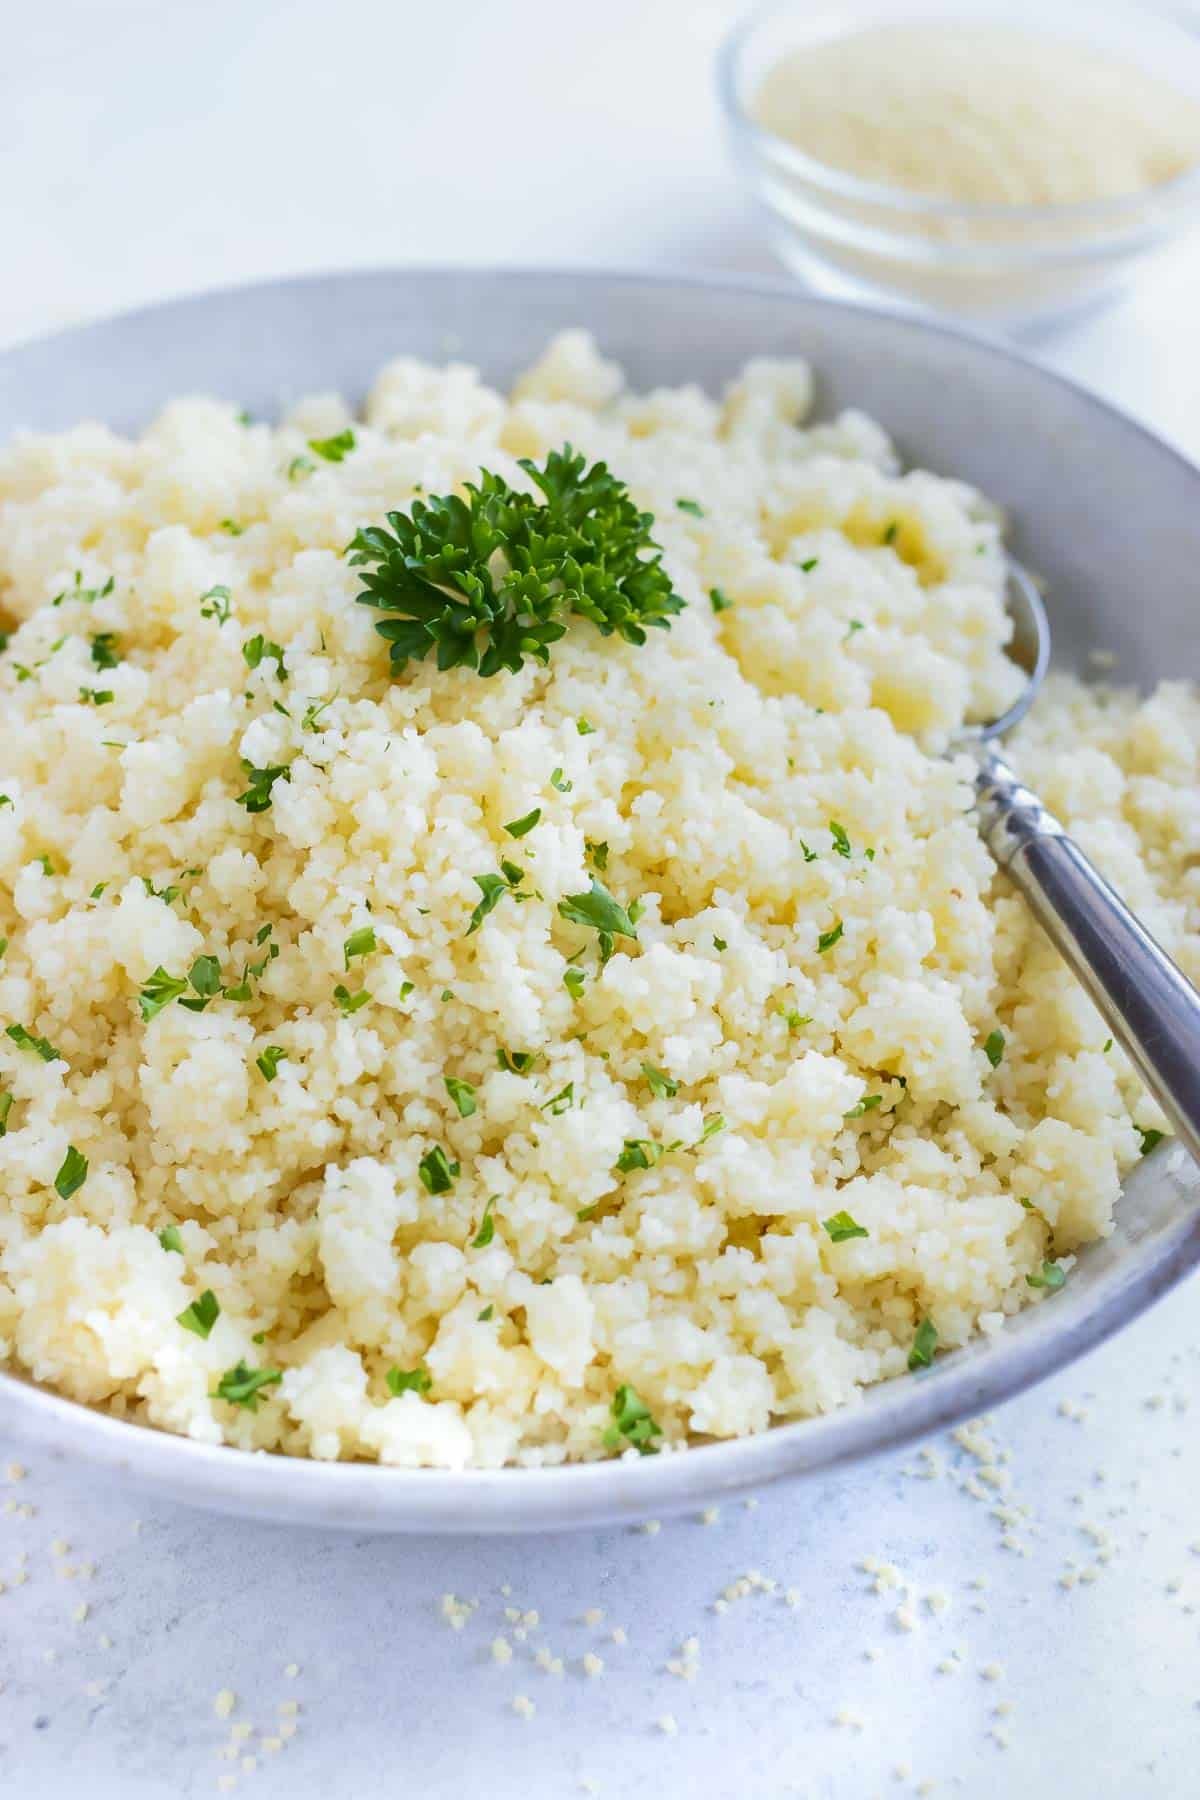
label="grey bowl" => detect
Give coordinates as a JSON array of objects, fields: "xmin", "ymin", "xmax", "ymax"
[{"xmin": 1, "ymin": 268, "xmax": 1198, "ymax": 1532}]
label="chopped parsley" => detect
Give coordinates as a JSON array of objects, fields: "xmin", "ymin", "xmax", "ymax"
[
  {"xmin": 302, "ymin": 694, "xmax": 336, "ymax": 730},
  {"xmin": 709, "ymin": 587, "xmax": 734, "ymax": 613},
  {"xmin": 697, "ymin": 1113, "xmax": 726, "ymax": 1144},
  {"xmin": 467, "ymin": 873, "xmax": 510, "ymax": 934},
  {"xmin": 288, "ymin": 455, "xmax": 316, "ymax": 481},
  {"xmin": 1139, "ymin": 1127, "xmax": 1165, "ymax": 1156},
  {"xmin": 158, "ymin": 1225, "xmax": 184, "ymax": 1254},
  {"xmin": 586, "ymin": 840, "xmax": 610, "ymax": 873},
  {"xmin": 563, "ymin": 966, "xmax": 587, "ymax": 1000},
  {"xmin": 823, "ymin": 1211, "xmax": 869, "ymax": 1242},
  {"xmin": 844, "ymin": 619, "xmax": 864, "ymax": 640},
  {"xmin": 0, "ymin": 1092, "xmax": 12, "ymax": 1137},
  {"xmin": 255, "ymin": 1046, "xmax": 288, "ymax": 1082},
  {"xmin": 550, "ymin": 767, "xmax": 572, "ymax": 793},
  {"xmin": 616, "ymin": 1139, "xmax": 662, "ymax": 1173},
  {"xmin": 799, "ymin": 557, "xmax": 819, "ymax": 573},
  {"xmin": 712, "ymin": 936, "xmax": 727, "ymax": 952},
  {"xmin": 777, "ymin": 1007, "xmax": 811, "ymax": 1032},
  {"xmin": 0, "ymin": 796, "xmax": 11, "ymax": 810},
  {"xmin": 214, "ymin": 1361, "xmax": 282, "ymax": 1409},
  {"xmin": 908, "ymin": 1318, "xmax": 938, "ymax": 1371},
  {"xmin": 386, "ymin": 1366, "xmax": 431, "ymax": 1397},
  {"xmin": 882, "ymin": 521, "xmax": 899, "ymax": 546},
  {"xmin": 90, "ymin": 632, "xmax": 122, "ymax": 671},
  {"xmin": 675, "ymin": 498, "xmax": 704, "ymax": 518},
  {"xmin": 188, "ymin": 955, "xmax": 222, "ymax": 1000},
  {"xmin": 543, "ymin": 1082, "xmax": 575, "ymax": 1115},
  {"xmin": 138, "ymin": 968, "xmax": 189, "ymax": 1022},
  {"xmin": 843, "ymin": 1094, "xmax": 883, "ymax": 1119},
  {"xmin": 220, "ymin": 519, "xmax": 245, "ymax": 536},
  {"xmin": 799, "ymin": 840, "xmax": 818, "ymax": 864},
  {"xmin": 199, "ymin": 585, "xmax": 232, "ymax": 625},
  {"xmin": 177, "ymin": 1289, "xmax": 220, "ymax": 1339},
  {"xmin": 308, "ymin": 429, "xmax": 356, "ymax": 463},
  {"xmin": 477, "ymin": 1304, "xmax": 494, "ymax": 1322},
  {"xmin": 5, "ymin": 1023, "xmax": 61, "ymax": 1062},
  {"xmin": 53, "ymin": 1146, "xmax": 88, "ymax": 1201},
  {"xmin": 343, "ymin": 926, "xmax": 377, "ymax": 970},
  {"xmin": 504, "ymin": 807, "xmax": 541, "ymax": 839},
  {"xmin": 496, "ymin": 1048, "xmax": 540, "ymax": 1076},
  {"xmin": 333, "ymin": 984, "xmax": 370, "ymax": 1015},
  {"xmin": 641, "ymin": 1063, "xmax": 678, "ymax": 1100},
  {"xmin": 52, "ymin": 572, "xmax": 113, "ymax": 608},
  {"xmin": 348, "ymin": 446, "xmax": 682, "ymax": 677},
  {"xmin": 817, "ymin": 921, "xmax": 844, "ymax": 954},
  {"xmin": 242, "ymin": 634, "xmax": 287, "ymax": 677},
  {"xmin": 1027, "ymin": 1259, "xmax": 1066, "ymax": 1292},
  {"xmin": 235, "ymin": 761, "xmax": 291, "ymax": 813},
  {"xmin": 78, "ymin": 687, "xmax": 114, "ymax": 706},
  {"xmin": 557, "ymin": 878, "xmax": 639, "ymax": 956},
  {"xmin": 576, "ymin": 716, "xmax": 596, "ymax": 736},
  {"xmin": 444, "ymin": 1075, "xmax": 477, "ymax": 1118},
  {"xmin": 829, "ymin": 820, "xmax": 852, "ymax": 858},
  {"xmin": 418, "ymin": 1145, "xmax": 459, "ymax": 1194},
  {"xmin": 603, "ymin": 1384, "xmax": 661, "ymax": 1455},
  {"xmin": 984, "ymin": 1029, "xmax": 1006, "ymax": 1069},
  {"xmin": 471, "ymin": 1194, "xmax": 498, "ymax": 1248}
]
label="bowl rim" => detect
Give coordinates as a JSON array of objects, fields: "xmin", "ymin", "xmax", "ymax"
[
  {"xmin": 2, "ymin": 261, "xmax": 1200, "ymax": 1532},
  {"xmin": 716, "ymin": 0, "xmax": 1200, "ymax": 231}
]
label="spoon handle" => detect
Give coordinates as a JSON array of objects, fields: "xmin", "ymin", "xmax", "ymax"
[{"xmin": 974, "ymin": 747, "xmax": 1200, "ymax": 1165}]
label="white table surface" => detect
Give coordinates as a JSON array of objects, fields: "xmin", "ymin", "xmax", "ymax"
[{"xmin": 2, "ymin": 4, "xmax": 1200, "ymax": 1796}]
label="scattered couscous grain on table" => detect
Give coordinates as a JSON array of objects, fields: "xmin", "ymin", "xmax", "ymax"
[{"xmin": 0, "ymin": 331, "xmax": 1195, "ymax": 1468}]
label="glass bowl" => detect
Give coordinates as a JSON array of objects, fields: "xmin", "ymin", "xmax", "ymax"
[{"xmin": 717, "ymin": 0, "xmax": 1200, "ymax": 335}]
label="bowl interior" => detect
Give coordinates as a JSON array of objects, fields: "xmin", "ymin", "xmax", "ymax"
[{"xmin": 2, "ymin": 268, "xmax": 1199, "ymax": 1530}]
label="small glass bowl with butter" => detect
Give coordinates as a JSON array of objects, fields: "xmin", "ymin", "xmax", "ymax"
[{"xmin": 718, "ymin": 0, "xmax": 1200, "ymax": 334}]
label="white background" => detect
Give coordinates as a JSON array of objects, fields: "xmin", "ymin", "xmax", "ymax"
[{"xmin": 2, "ymin": 3, "xmax": 1200, "ymax": 1797}]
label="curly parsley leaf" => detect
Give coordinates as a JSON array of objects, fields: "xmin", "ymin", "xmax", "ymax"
[
  {"xmin": 418, "ymin": 1145, "xmax": 459, "ymax": 1194},
  {"xmin": 471, "ymin": 1194, "xmax": 498, "ymax": 1248},
  {"xmin": 348, "ymin": 446, "xmax": 683, "ymax": 679}
]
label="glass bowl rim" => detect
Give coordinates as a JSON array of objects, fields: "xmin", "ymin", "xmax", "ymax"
[{"xmin": 717, "ymin": 0, "xmax": 1200, "ymax": 232}]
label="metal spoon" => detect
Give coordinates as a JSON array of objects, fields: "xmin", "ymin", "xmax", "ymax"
[{"xmin": 966, "ymin": 563, "xmax": 1200, "ymax": 1164}]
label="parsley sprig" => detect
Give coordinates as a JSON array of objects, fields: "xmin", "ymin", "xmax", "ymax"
[{"xmin": 347, "ymin": 446, "xmax": 683, "ymax": 678}]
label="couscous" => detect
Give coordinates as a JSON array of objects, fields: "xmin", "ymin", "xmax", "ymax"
[{"xmin": 0, "ymin": 332, "xmax": 1194, "ymax": 1467}]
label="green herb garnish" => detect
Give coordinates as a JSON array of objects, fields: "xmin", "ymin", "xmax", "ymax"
[
  {"xmin": 159, "ymin": 1225, "xmax": 184, "ymax": 1254},
  {"xmin": 908, "ymin": 1318, "xmax": 938, "ymax": 1371},
  {"xmin": 709, "ymin": 588, "xmax": 734, "ymax": 613},
  {"xmin": 984, "ymin": 1029, "xmax": 1005, "ymax": 1069},
  {"xmin": 5, "ymin": 1023, "xmax": 61, "ymax": 1062},
  {"xmin": 200, "ymin": 585, "xmax": 232, "ymax": 624},
  {"xmin": 1026, "ymin": 1260, "xmax": 1066, "ymax": 1292},
  {"xmin": 215, "ymin": 1361, "xmax": 282, "ymax": 1409},
  {"xmin": 90, "ymin": 633, "xmax": 121, "ymax": 671},
  {"xmin": 444, "ymin": 1075, "xmax": 477, "ymax": 1118},
  {"xmin": 333, "ymin": 984, "xmax": 370, "ymax": 1015},
  {"xmin": 817, "ymin": 921, "xmax": 844, "ymax": 954},
  {"xmin": 138, "ymin": 968, "xmax": 188, "ymax": 1022},
  {"xmin": 641, "ymin": 1063, "xmax": 678, "ymax": 1100},
  {"xmin": 616, "ymin": 1139, "xmax": 662, "ymax": 1173},
  {"xmin": 543, "ymin": 1082, "xmax": 574, "ymax": 1115},
  {"xmin": 675, "ymin": 498, "xmax": 704, "ymax": 518},
  {"xmin": 178, "ymin": 1289, "xmax": 220, "ymax": 1339},
  {"xmin": 385, "ymin": 1366, "xmax": 431, "ymax": 1397},
  {"xmin": 1139, "ymin": 1128, "xmax": 1165, "ymax": 1156},
  {"xmin": 53, "ymin": 1146, "xmax": 88, "ymax": 1201},
  {"xmin": 235, "ymin": 761, "xmax": 291, "ymax": 813},
  {"xmin": 418, "ymin": 1145, "xmax": 459, "ymax": 1194},
  {"xmin": 343, "ymin": 926, "xmax": 377, "ymax": 970},
  {"xmin": 829, "ymin": 820, "xmax": 852, "ymax": 858},
  {"xmin": 347, "ymin": 446, "xmax": 682, "ymax": 678},
  {"xmin": 504, "ymin": 808, "xmax": 541, "ymax": 839},
  {"xmin": 256, "ymin": 1046, "xmax": 288, "ymax": 1082},
  {"xmin": 844, "ymin": 1094, "xmax": 883, "ymax": 1119},
  {"xmin": 242, "ymin": 634, "xmax": 286, "ymax": 677},
  {"xmin": 603, "ymin": 1385, "xmax": 661, "ymax": 1455},
  {"xmin": 823, "ymin": 1211, "xmax": 868, "ymax": 1243}
]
